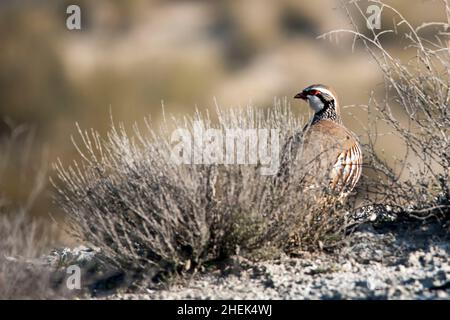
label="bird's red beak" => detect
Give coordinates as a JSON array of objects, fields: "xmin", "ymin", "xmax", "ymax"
[{"xmin": 294, "ymin": 92, "xmax": 307, "ymax": 100}]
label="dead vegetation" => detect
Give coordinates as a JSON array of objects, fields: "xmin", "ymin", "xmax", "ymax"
[
  {"xmin": 0, "ymin": 126, "xmax": 63, "ymax": 299},
  {"xmin": 0, "ymin": 213, "xmax": 61, "ymax": 299},
  {"xmin": 0, "ymin": 1, "xmax": 446, "ymax": 297}
]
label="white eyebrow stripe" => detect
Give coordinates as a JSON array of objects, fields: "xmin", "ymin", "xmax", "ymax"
[{"xmin": 310, "ymin": 87, "xmax": 336, "ymax": 100}]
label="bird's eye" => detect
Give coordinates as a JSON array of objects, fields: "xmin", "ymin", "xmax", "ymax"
[{"xmin": 310, "ymin": 90, "xmax": 320, "ymax": 96}]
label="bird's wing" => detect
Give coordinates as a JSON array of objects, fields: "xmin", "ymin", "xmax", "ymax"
[{"xmin": 303, "ymin": 120, "xmax": 362, "ymax": 193}]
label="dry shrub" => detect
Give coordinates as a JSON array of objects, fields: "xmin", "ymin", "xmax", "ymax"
[
  {"xmin": 321, "ymin": 0, "xmax": 449, "ymax": 222},
  {"xmin": 53, "ymin": 103, "xmax": 350, "ymax": 282}
]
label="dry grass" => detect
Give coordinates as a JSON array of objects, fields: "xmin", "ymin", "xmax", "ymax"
[
  {"xmin": 0, "ymin": 213, "xmax": 60, "ymax": 299},
  {"xmin": 0, "ymin": 126, "xmax": 63, "ymax": 299}
]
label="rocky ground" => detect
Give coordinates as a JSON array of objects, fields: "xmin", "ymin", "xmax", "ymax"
[
  {"xmin": 103, "ymin": 218, "xmax": 449, "ymax": 300},
  {"xmin": 10, "ymin": 209, "xmax": 449, "ymax": 300}
]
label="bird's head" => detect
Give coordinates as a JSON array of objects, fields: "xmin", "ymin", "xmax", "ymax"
[{"xmin": 294, "ymin": 84, "xmax": 340, "ymax": 116}]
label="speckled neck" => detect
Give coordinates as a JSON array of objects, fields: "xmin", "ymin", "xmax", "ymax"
[{"xmin": 311, "ymin": 101, "xmax": 342, "ymax": 125}]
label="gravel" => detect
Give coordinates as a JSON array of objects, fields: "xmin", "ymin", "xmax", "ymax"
[
  {"xmin": 15, "ymin": 210, "xmax": 449, "ymax": 300},
  {"xmin": 103, "ymin": 218, "xmax": 449, "ymax": 300}
]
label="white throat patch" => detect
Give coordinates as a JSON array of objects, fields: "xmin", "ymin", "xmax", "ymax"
[{"xmin": 308, "ymin": 95, "xmax": 324, "ymax": 112}]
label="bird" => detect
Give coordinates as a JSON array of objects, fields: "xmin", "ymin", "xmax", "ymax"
[{"xmin": 277, "ymin": 84, "xmax": 362, "ymax": 196}]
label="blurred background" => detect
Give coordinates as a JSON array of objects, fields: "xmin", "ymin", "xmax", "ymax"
[{"xmin": 0, "ymin": 0, "xmax": 447, "ymax": 229}]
